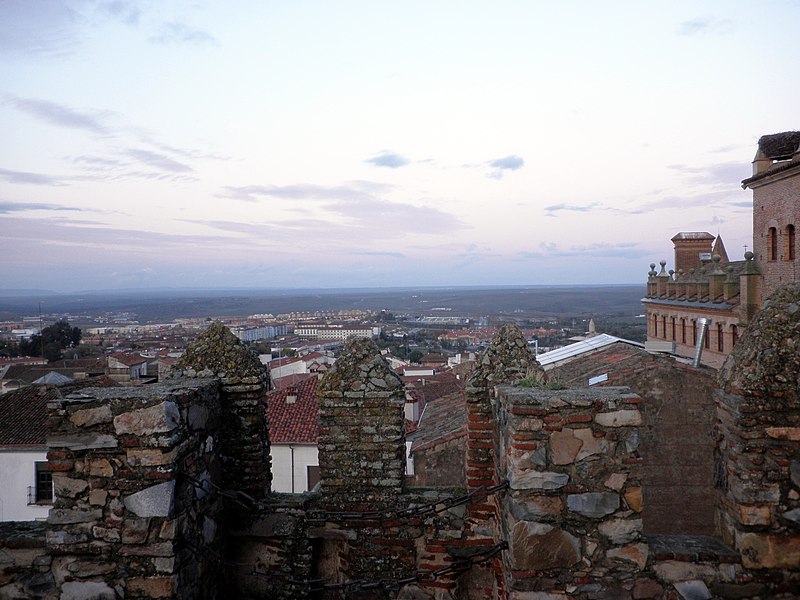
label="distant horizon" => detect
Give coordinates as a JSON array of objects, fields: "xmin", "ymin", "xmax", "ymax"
[{"xmin": 0, "ymin": 281, "xmax": 646, "ymax": 298}]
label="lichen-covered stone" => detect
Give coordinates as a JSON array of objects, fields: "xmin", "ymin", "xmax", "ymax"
[
  {"xmin": 719, "ymin": 283, "xmax": 800, "ymax": 399},
  {"xmin": 467, "ymin": 323, "xmax": 541, "ymax": 389},
  {"xmin": 174, "ymin": 321, "xmax": 268, "ymax": 381}
]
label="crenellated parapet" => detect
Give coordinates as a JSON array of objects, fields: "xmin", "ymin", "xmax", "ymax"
[{"xmin": 716, "ymin": 283, "xmax": 800, "ymax": 570}]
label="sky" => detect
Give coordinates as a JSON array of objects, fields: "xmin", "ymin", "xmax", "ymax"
[{"xmin": 1, "ymin": 1, "xmax": 798, "ymax": 293}]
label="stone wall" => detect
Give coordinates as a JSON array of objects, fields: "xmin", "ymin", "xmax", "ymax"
[
  {"xmin": 550, "ymin": 343, "xmax": 719, "ymax": 535},
  {"xmin": 715, "ymin": 284, "xmax": 800, "ymax": 590},
  {"xmin": 496, "ymin": 385, "xmax": 647, "ymax": 597},
  {"xmin": 0, "ymin": 522, "xmax": 52, "ymax": 599},
  {"xmin": 45, "ymin": 379, "xmax": 224, "ymax": 600}
]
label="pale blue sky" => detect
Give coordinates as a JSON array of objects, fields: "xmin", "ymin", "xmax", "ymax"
[{"xmin": 1, "ymin": 1, "xmax": 797, "ymax": 291}]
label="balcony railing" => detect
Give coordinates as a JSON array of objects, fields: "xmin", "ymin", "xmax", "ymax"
[{"xmin": 27, "ymin": 485, "xmax": 53, "ymax": 506}]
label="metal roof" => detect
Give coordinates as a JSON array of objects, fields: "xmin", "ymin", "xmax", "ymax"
[{"xmin": 536, "ymin": 334, "xmax": 643, "ymax": 367}]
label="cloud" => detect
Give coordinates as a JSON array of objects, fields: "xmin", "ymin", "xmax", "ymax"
[
  {"xmin": 0, "ymin": 1, "xmax": 81, "ymax": 57},
  {"xmin": 125, "ymin": 148, "xmax": 193, "ymax": 173},
  {"xmin": 98, "ymin": 1, "xmax": 140, "ymax": 26},
  {"xmin": 72, "ymin": 155, "xmax": 126, "ymax": 167},
  {"xmin": 677, "ymin": 17, "xmax": 732, "ymax": 36},
  {"xmin": 150, "ymin": 22, "xmax": 218, "ymax": 45},
  {"xmin": 0, "ymin": 201, "xmax": 79, "ymax": 214},
  {"xmin": 6, "ymin": 95, "xmax": 110, "ymax": 134},
  {"xmin": 366, "ymin": 151, "xmax": 410, "ymax": 169},
  {"xmin": 667, "ymin": 162, "xmax": 749, "ymax": 186},
  {"xmin": 518, "ymin": 241, "xmax": 649, "ymax": 260},
  {"xmin": 220, "ymin": 181, "xmax": 391, "ymax": 202},
  {"xmin": 0, "ymin": 167, "xmax": 64, "ymax": 186},
  {"xmin": 350, "ymin": 251, "xmax": 405, "ymax": 259},
  {"xmin": 487, "ymin": 154, "xmax": 524, "ymax": 179},
  {"xmin": 543, "ymin": 202, "xmax": 601, "ymax": 217}
]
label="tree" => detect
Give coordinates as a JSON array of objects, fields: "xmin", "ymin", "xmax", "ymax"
[{"xmin": 24, "ymin": 320, "xmax": 82, "ymax": 362}]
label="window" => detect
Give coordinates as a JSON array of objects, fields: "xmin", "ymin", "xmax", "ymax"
[
  {"xmin": 768, "ymin": 227, "xmax": 778, "ymax": 260},
  {"xmin": 717, "ymin": 323, "xmax": 724, "ymax": 352},
  {"xmin": 307, "ymin": 465, "xmax": 320, "ymax": 491},
  {"xmin": 661, "ymin": 316, "xmax": 667, "ymax": 339},
  {"xmin": 671, "ymin": 318, "xmax": 676, "ymax": 341},
  {"xmin": 692, "ymin": 321, "xmax": 697, "ymax": 346},
  {"xmin": 732, "ymin": 324, "xmax": 738, "ymax": 347},
  {"xmin": 31, "ymin": 462, "xmax": 53, "ymax": 505},
  {"xmin": 786, "ymin": 224, "xmax": 796, "ymax": 260},
  {"xmin": 681, "ymin": 319, "xmax": 686, "ymax": 344}
]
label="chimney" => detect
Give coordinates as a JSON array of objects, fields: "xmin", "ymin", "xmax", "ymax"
[{"xmin": 286, "ymin": 387, "xmax": 297, "ymax": 404}]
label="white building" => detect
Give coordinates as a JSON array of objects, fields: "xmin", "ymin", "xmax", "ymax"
[
  {"xmin": 294, "ymin": 324, "xmax": 379, "ymax": 341},
  {"xmin": 266, "ymin": 378, "xmax": 320, "ymax": 493},
  {"xmin": 0, "ymin": 387, "xmax": 54, "ymax": 521}
]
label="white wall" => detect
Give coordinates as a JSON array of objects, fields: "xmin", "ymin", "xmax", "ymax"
[
  {"xmin": 270, "ymin": 444, "xmax": 319, "ymax": 493},
  {"xmin": 0, "ymin": 449, "xmax": 51, "ymax": 522}
]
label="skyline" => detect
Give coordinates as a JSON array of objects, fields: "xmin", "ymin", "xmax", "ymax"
[{"xmin": 1, "ymin": 1, "xmax": 798, "ymax": 293}]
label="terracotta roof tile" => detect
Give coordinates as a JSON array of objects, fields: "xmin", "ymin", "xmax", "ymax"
[{"xmin": 266, "ymin": 377, "xmax": 319, "ymax": 444}]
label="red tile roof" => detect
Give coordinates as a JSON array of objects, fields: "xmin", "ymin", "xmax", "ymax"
[
  {"xmin": 407, "ymin": 388, "xmax": 467, "ymax": 452},
  {"xmin": 266, "ymin": 377, "xmax": 319, "ymax": 444},
  {"xmin": 0, "ymin": 378, "xmax": 122, "ymax": 446}
]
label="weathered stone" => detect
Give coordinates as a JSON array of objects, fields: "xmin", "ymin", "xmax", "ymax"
[
  {"xmin": 87, "ymin": 458, "xmax": 113, "ymax": 477},
  {"xmin": 88, "ymin": 489, "xmax": 108, "ymax": 507},
  {"xmin": 604, "ymin": 473, "xmax": 628, "ymax": 492},
  {"xmin": 607, "ymin": 543, "xmax": 648, "ymax": 570},
  {"xmin": 509, "ymin": 593, "xmax": 569, "ymax": 600},
  {"xmin": 595, "ymin": 410, "xmax": 642, "ymax": 427},
  {"xmin": 127, "ymin": 575, "xmax": 174, "ymax": 598},
  {"xmin": 66, "ymin": 561, "xmax": 116, "ymax": 577},
  {"xmin": 188, "ymin": 404, "xmax": 209, "ymax": 430},
  {"xmin": 60, "ymin": 580, "xmax": 116, "ymax": 600},
  {"xmin": 48, "ymin": 508, "xmax": 103, "ymax": 525},
  {"xmin": 121, "ymin": 518, "xmax": 150, "ymax": 544},
  {"xmin": 113, "ymin": 401, "xmax": 180, "ymax": 436},
  {"xmin": 633, "ymin": 578, "xmax": 663, "ymax": 599},
  {"xmin": 52, "ymin": 475, "xmax": 88, "ymax": 498},
  {"xmin": 598, "ymin": 518, "xmax": 642, "ymax": 544},
  {"xmin": 48, "ymin": 433, "xmax": 117, "ymax": 450},
  {"xmin": 119, "ymin": 542, "xmax": 174, "ymax": 557},
  {"xmin": 508, "ymin": 496, "xmax": 564, "ymax": 521},
  {"xmin": 729, "ymin": 478, "xmax": 780, "ymax": 504},
  {"xmin": 791, "ymin": 460, "xmax": 800, "ymax": 489},
  {"xmin": 673, "ymin": 580, "xmax": 711, "ymax": 600},
  {"xmin": 123, "ymin": 481, "xmax": 175, "ymax": 518},
  {"xmin": 510, "ymin": 521, "xmax": 580, "ymax": 570},
  {"xmin": 782, "ymin": 508, "xmax": 800, "ymax": 524},
  {"xmin": 574, "ymin": 427, "xmax": 606, "ymax": 460},
  {"xmin": 550, "ymin": 429, "xmax": 582, "ymax": 465},
  {"xmin": 69, "ymin": 404, "xmax": 113, "ymax": 427},
  {"xmin": 126, "ymin": 448, "xmax": 176, "ymax": 466},
  {"xmin": 509, "ymin": 470, "xmax": 569, "ymax": 490},
  {"xmin": 567, "ymin": 492, "xmax": 619, "ymax": 518},
  {"xmin": 765, "ymin": 426, "xmax": 800, "ymax": 440},
  {"xmin": 624, "ymin": 487, "xmax": 643, "ymax": 512},
  {"xmin": 653, "ymin": 561, "xmax": 720, "ymax": 583},
  {"xmin": 736, "ymin": 531, "xmax": 800, "ymax": 569},
  {"xmin": 737, "ymin": 504, "xmax": 771, "ymax": 526}
]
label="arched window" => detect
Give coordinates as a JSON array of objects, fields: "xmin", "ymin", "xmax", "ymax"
[
  {"xmin": 786, "ymin": 224, "xmax": 796, "ymax": 260},
  {"xmin": 717, "ymin": 323, "xmax": 724, "ymax": 352},
  {"xmin": 652, "ymin": 314, "xmax": 658, "ymax": 337},
  {"xmin": 692, "ymin": 320, "xmax": 697, "ymax": 346},
  {"xmin": 662, "ymin": 316, "xmax": 667, "ymax": 339},
  {"xmin": 681, "ymin": 319, "xmax": 686, "ymax": 344},
  {"xmin": 671, "ymin": 317, "xmax": 676, "ymax": 341},
  {"xmin": 768, "ymin": 227, "xmax": 778, "ymax": 260},
  {"xmin": 731, "ymin": 324, "xmax": 738, "ymax": 347}
]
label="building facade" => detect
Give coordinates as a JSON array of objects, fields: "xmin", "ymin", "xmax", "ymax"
[{"xmin": 643, "ymin": 131, "xmax": 799, "ymax": 368}]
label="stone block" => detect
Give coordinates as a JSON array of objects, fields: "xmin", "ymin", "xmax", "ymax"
[
  {"xmin": 508, "ymin": 496, "xmax": 564, "ymax": 521},
  {"xmin": 126, "ymin": 448, "xmax": 176, "ymax": 466},
  {"xmin": 52, "ymin": 475, "xmax": 88, "ymax": 498},
  {"xmin": 604, "ymin": 473, "xmax": 628, "ymax": 491},
  {"xmin": 123, "ymin": 481, "xmax": 175, "ymax": 518},
  {"xmin": 122, "ymin": 518, "xmax": 150, "ymax": 544},
  {"xmin": 653, "ymin": 561, "xmax": 719, "ymax": 583},
  {"xmin": 567, "ymin": 492, "xmax": 619, "ymax": 518},
  {"xmin": 48, "ymin": 508, "xmax": 103, "ymax": 525},
  {"xmin": 607, "ymin": 543, "xmax": 648, "ymax": 570},
  {"xmin": 509, "ymin": 470, "xmax": 569, "ymax": 490},
  {"xmin": 736, "ymin": 531, "xmax": 800, "ymax": 569},
  {"xmin": 66, "ymin": 560, "xmax": 116, "ymax": 577},
  {"xmin": 598, "ymin": 518, "xmax": 642, "ymax": 544},
  {"xmin": 574, "ymin": 428, "xmax": 607, "ymax": 460},
  {"xmin": 550, "ymin": 429, "xmax": 582, "ymax": 465},
  {"xmin": 737, "ymin": 504, "xmax": 771, "ymax": 526},
  {"xmin": 87, "ymin": 458, "xmax": 113, "ymax": 477},
  {"xmin": 729, "ymin": 478, "xmax": 780, "ymax": 504},
  {"xmin": 624, "ymin": 487, "xmax": 643, "ymax": 512},
  {"xmin": 510, "ymin": 521, "xmax": 580, "ymax": 570},
  {"xmin": 69, "ymin": 405, "xmax": 113, "ymax": 427},
  {"xmin": 765, "ymin": 427, "xmax": 800, "ymax": 440},
  {"xmin": 127, "ymin": 575, "xmax": 174, "ymax": 598},
  {"xmin": 595, "ymin": 410, "xmax": 642, "ymax": 427},
  {"xmin": 633, "ymin": 578, "xmax": 663, "ymax": 599},
  {"xmin": 89, "ymin": 489, "xmax": 108, "ymax": 507},
  {"xmin": 113, "ymin": 401, "xmax": 180, "ymax": 436},
  {"xmin": 49, "ymin": 433, "xmax": 118, "ymax": 450},
  {"xmin": 60, "ymin": 581, "xmax": 116, "ymax": 600},
  {"xmin": 673, "ymin": 580, "xmax": 711, "ymax": 600}
]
